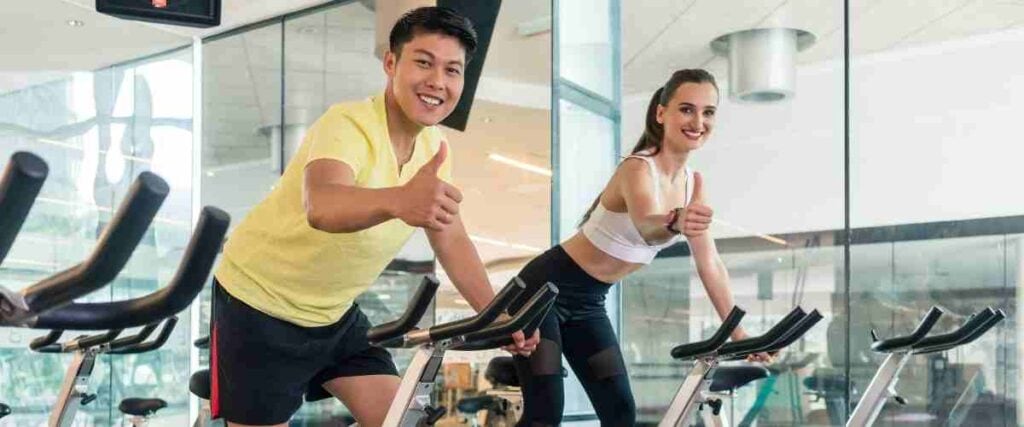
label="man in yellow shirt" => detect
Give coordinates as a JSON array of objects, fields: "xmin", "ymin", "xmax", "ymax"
[{"xmin": 209, "ymin": 7, "xmax": 537, "ymax": 427}]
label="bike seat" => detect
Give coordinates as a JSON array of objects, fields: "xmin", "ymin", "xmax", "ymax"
[
  {"xmin": 485, "ymin": 356, "xmax": 566, "ymax": 388},
  {"xmin": 118, "ymin": 398, "xmax": 167, "ymax": 416},
  {"xmin": 803, "ymin": 368, "xmax": 849, "ymax": 393},
  {"xmin": 709, "ymin": 365, "xmax": 769, "ymax": 392},
  {"xmin": 485, "ymin": 356, "xmax": 520, "ymax": 387},
  {"xmin": 456, "ymin": 395, "xmax": 503, "ymax": 414},
  {"xmin": 1, "ymin": 402, "xmax": 10, "ymax": 418},
  {"xmin": 190, "ymin": 369, "xmax": 211, "ymax": 400}
]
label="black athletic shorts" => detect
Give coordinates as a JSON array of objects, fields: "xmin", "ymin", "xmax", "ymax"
[{"xmin": 210, "ymin": 279, "xmax": 399, "ymax": 425}]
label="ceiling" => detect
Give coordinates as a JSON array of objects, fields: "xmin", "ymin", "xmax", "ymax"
[
  {"xmin": 7, "ymin": 0, "xmax": 1024, "ymax": 98},
  {"xmin": 0, "ymin": 0, "xmax": 551, "ymax": 93},
  {"xmin": 621, "ymin": 0, "xmax": 1024, "ymax": 95}
]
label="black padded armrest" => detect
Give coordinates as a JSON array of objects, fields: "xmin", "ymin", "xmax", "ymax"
[
  {"xmin": 109, "ymin": 317, "xmax": 178, "ymax": 354},
  {"xmin": 913, "ymin": 309, "xmax": 1005, "ymax": 355},
  {"xmin": 30, "ymin": 207, "xmax": 229, "ymax": 330},
  {"xmin": 367, "ymin": 276, "xmax": 440, "ymax": 344},
  {"xmin": 6, "ymin": 173, "xmax": 169, "ymax": 325},
  {"xmin": 426, "ymin": 277, "xmax": 527, "ymax": 342},
  {"xmin": 455, "ymin": 283, "xmax": 558, "ymax": 350},
  {"xmin": 671, "ymin": 306, "xmax": 746, "ymax": 360},
  {"xmin": 718, "ymin": 307, "xmax": 807, "ymax": 358},
  {"xmin": 0, "ymin": 152, "xmax": 48, "ymax": 263},
  {"xmin": 870, "ymin": 306, "xmax": 943, "ymax": 353}
]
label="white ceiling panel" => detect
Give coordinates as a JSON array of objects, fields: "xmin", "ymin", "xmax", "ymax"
[
  {"xmin": 900, "ymin": 0, "xmax": 1024, "ymax": 45},
  {"xmin": 622, "ymin": 0, "xmax": 697, "ymax": 66},
  {"xmin": 850, "ymin": 0, "xmax": 974, "ymax": 52},
  {"xmin": 623, "ymin": 0, "xmax": 791, "ymax": 93},
  {"xmin": 0, "ymin": 1, "xmax": 188, "ymax": 72},
  {"xmin": 622, "ymin": 0, "xmax": 1024, "ymax": 96},
  {"xmin": 479, "ymin": 0, "xmax": 551, "ymax": 85}
]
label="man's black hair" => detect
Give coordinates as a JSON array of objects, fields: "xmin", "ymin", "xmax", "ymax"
[{"xmin": 389, "ymin": 6, "xmax": 478, "ymax": 61}]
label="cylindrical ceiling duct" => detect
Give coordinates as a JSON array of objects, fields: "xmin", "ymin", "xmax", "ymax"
[{"xmin": 710, "ymin": 28, "xmax": 815, "ymax": 103}]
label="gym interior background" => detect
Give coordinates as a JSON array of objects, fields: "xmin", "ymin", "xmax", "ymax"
[{"xmin": 1, "ymin": 0, "xmax": 1022, "ymax": 425}]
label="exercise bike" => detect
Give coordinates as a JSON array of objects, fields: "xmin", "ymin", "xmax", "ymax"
[
  {"xmin": 363, "ymin": 276, "xmax": 558, "ymax": 427},
  {"xmin": 845, "ymin": 305, "xmax": 1004, "ymax": 427},
  {"xmin": 660, "ymin": 306, "xmax": 823, "ymax": 427},
  {"xmin": 0, "ymin": 152, "xmax": 229, "ymax": 426}
]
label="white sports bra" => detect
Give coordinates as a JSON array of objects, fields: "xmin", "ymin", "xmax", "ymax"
[{"xmin": 579, "ymin": 155, "xmax": 693, "ymax": 264}]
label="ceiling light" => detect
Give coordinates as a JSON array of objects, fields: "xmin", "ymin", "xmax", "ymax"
[
  {"xmin": 516, "ymin": 15, "xmax": 551, "ymax": 37},
  {"xmin": 469, "ymin": 234, "xmax": 543, "ymax": 253},
  {"xmin": 711, "ymin": 218, "xmax": 788, "ymax": 246},
  {"xmin": 710, "ymin": 28, "xmax": 815, "ymax": 102},
  {"xmin": 66, "ymin": 20, "xmax": 85, "ymax": 27},
  {"xmin": 487, "ymin": 153, "xmax": 551, "ymax": 177}
]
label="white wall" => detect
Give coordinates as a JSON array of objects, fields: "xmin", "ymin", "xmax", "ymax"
[{"xmin": 622, "ymin": 27, "xmax": 1024, "ymax": 238}]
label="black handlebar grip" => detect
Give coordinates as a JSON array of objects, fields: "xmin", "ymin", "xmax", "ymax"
[
  {"xmin": 31, "ymin": 206, "xmax": 229, "ymax": 330},
  {"xmin": 29, "ymin": 329, "xmax": 63, "ymax": 351},
  {"xmin": 109, "ymin": 317, "xmax": 178, "ymax": 354},
  {"xmin": 718, "ymin": 307, "xmax": 807, "ymax": 358},
  {"xmin": 427, "ymin": 277, "xmax": 527, "ymax": 342},
  {"xmin": 0, "ymin": 152, "xmax": 48, "ymax": 264},
  {"xmin": 367, "ymin": 276, "xmax": 440, "ymax": 344},
  {"xmin": 871, "ymin": 306, "xmax": 944, "ymax": 353},
  {"xmin": 21, "ymin": 173, "xmax": 168, "ymax": 315},
  {"xmin": 670, "ymin": 306, "xmax": 746, "ymax": 360},
  {"xmin": 913, "ymin": 309, "xmax": 1005, "ymax": 355}
]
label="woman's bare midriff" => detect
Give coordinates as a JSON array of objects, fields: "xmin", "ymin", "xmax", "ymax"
[{"xmin": 560, "ymin": 233, "xmax": 645, "ymax": 284}]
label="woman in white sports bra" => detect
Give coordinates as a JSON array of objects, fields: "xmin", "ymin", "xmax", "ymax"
[{"xmin": 506, "ymin": 69, "xmax": 767, "ymax": 427}]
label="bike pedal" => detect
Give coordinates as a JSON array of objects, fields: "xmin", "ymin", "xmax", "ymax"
[
  {"xmin": 80, "ymin": 393, "xmax": 97, "ymax": 406},
  {"xmin": 422, "ymin": 405, "xmax": 447, "ymax": 425},
  {"xmin": 707, "ymin": 398, "xmax": 723, "ymax": 416}
]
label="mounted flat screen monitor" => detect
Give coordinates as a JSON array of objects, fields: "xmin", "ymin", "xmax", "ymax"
[
  {"xmin": 438, "ymin": 0, "xmax": 501, "ymax": 132},
  {"xmin": 96, "ymin": 0, "xmax": 221, "ymax": 28}
]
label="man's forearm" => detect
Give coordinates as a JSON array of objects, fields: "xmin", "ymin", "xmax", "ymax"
[
  {"xmin": 306, "ymin": 184, "xmax": 403, "ymax": 233},
  {"xmin": 430, "ymin": 220, "xmax": 495, "ymax": 312}
]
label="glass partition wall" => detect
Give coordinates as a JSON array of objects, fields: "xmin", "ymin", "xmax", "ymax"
[
  {"xmin": 615, "ymin": 1, "xmax": 1024, "ymax": 426},
  {"xmin": 0, "ymin": 47, "xmax": 196, "ymax": 426},
  {"xmin": 4, "ymin": 1, "xmax": 1024, "ymax": 425}
]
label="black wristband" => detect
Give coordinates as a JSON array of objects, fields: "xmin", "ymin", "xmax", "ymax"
[{"xmin": 666, "ymin": 208, "xmax": 682, "ymax": 234}]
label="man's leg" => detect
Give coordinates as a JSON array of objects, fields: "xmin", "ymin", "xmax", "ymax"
[
  {"xmin": 323, "ymin": 374, "xmax": 401, "ymax": 427},
  {"xmin": 226, "ymin": 421, "xmax": 287, "ymax": 427},
  {"xmin": 312, "ymin": 306, "xmax": 402, "ymax": 426},
  {"xmin": 211, "ymin": 281, "xmax": 314, "ymax": 427}
]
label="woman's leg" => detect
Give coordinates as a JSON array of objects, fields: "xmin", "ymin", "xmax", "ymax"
[
  {"xmin": 513, "ymin": 308, "xmax": 565, "ymax": 427},
  {"xmin": 561, "ymin": 313, "xmax": 636, "ymax": 427}
]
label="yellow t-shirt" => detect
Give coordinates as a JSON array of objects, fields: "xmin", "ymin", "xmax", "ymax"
[{"xmin": 214, "ymin": 93, "xmax": 451, "ymax": 327}]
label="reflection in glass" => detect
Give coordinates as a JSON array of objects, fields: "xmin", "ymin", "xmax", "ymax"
[{"xmin": 0, "ymin": 47, "xmax": 194, "ymax": 425}]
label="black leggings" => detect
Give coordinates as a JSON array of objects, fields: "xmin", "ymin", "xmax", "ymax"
[{"xmin": 509, "ymin": 245, "xmax": 635, "ymax": 427}]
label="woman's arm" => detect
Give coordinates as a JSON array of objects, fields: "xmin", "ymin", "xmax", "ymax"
[
  {"xmin": 618, "ymin": 159, "xmax": 678, "ymax": 244},
  {"xmin": 681, "ymin": 174, "xmax": 771, "ymax": 361},
  {"xmin": 688, "ymin": 233, "xmax": 742, "ymax": 338}
]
